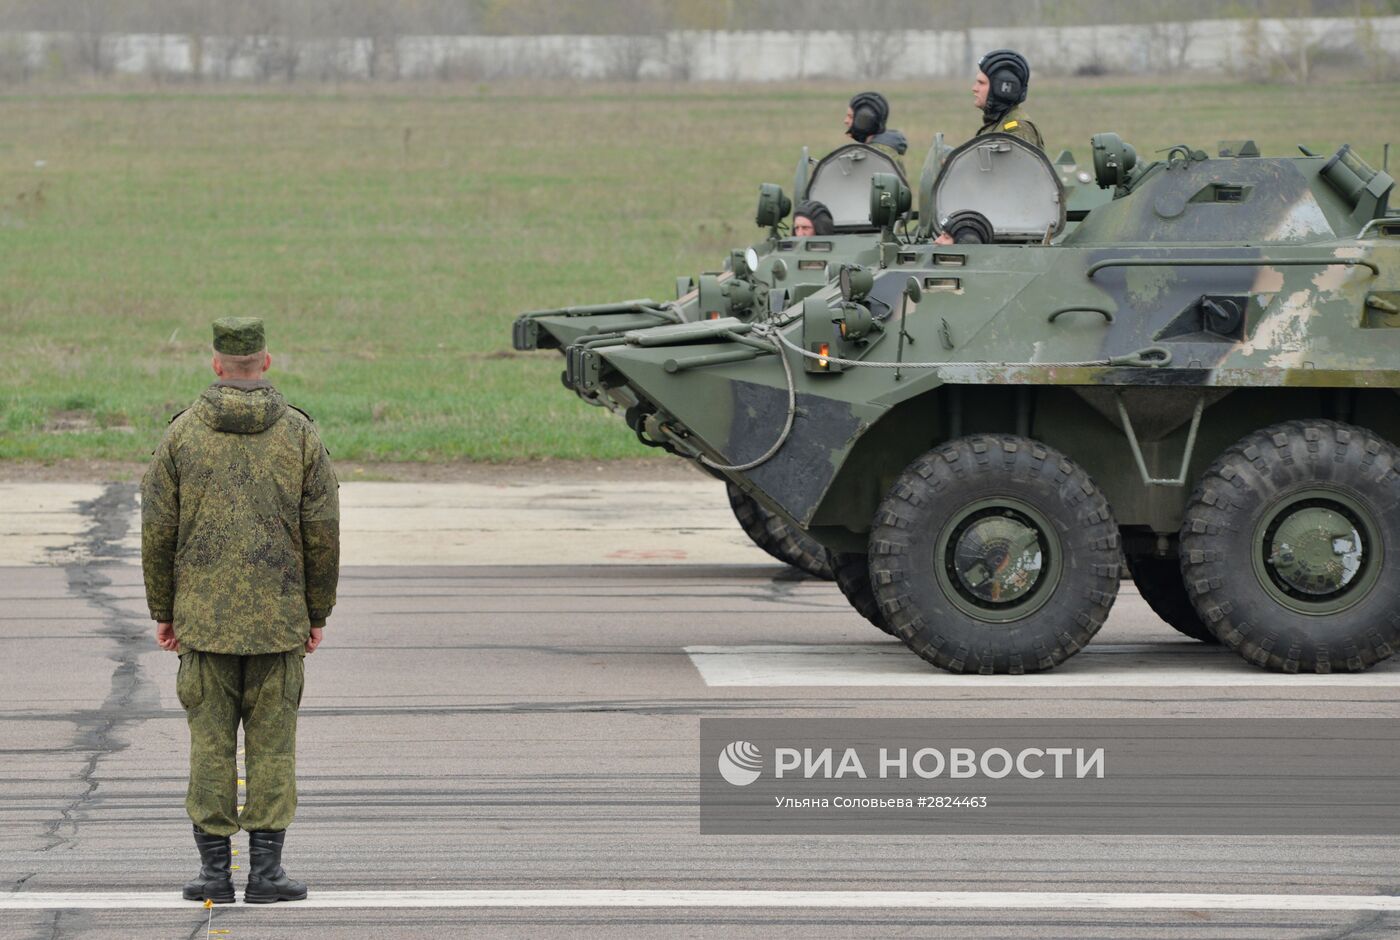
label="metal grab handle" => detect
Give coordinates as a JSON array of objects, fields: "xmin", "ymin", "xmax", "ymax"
[
  {"xmin": 519, "ymin": 299, "xmax": 665, "ymax": 319},
  {"xmin": 1086, "ymin": 257, "xmax": 1379, "ymax": 277},
  {"xmin": 1357, "ymin": 218, "xmax": 1400, "ymax": 240},
  {"xmin": 1047, "ymin": 306, "xmax": 1114, "ymax": 324},
  {"xmin": 663, "ymin": 349, "xmax": 764, "ymax": 373},
  {"xmin": 577, "ymin": 334, "xmax": 628, "ymax": 350}
]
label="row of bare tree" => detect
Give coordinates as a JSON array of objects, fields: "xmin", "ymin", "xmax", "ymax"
[
  {"xmin": 0, "ymin": 0, "xmax": 1393, "ymax": 82},
  {"xmin": 2, "ymin": 0, "xmax": 1394, "ymax": 37}
]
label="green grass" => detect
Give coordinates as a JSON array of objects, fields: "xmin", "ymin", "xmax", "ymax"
[{"xmin": 2, "ymin": 76, "xmax": 1397, "ymax": 462}]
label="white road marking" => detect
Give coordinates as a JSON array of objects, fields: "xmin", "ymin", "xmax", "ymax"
[
  {"xmin": 2, "ymin": 889, "xmax": 1398, "ymax": 911},
  {"xmin": 684, "ymin": 643, "xmax": 1400, "ymax": 687}
]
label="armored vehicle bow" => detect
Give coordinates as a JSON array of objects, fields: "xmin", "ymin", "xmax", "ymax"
[{"xmin": 512, "ymin": 144, "xmax": 909, "ymax": 578}]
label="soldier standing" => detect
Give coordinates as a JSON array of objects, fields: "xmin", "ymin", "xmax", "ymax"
[
  {"xmin": 142, "ymin": 317, "xmax": 340, "ymax": 904},
  {"xmin": 932, "ymin": 49, "xmax": 1046, "ymax": 245},
  {"xmin": 971, "ymin": 49, "xmax": 1044, "ymax": 149}
]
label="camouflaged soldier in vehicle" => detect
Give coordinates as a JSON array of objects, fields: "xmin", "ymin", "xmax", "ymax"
[
  {"xmin": 845, "ymin": 91, "xmax": 909, "ymax": 176},
  {"xmin": 792, "ymin": 200, "xmax": 835, "ymax": 237},
  {"xmin": 972, "ymin": 49, "xmax": 1044, "ymax": 150},
  {"xmin": 142, "ymin": 316, "xmax": 339, "ymax": 905}
]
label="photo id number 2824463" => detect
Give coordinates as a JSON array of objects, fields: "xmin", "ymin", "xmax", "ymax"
[{"xmin": 919, "ymin": 796, "xmax": 988, "ymax": 809}]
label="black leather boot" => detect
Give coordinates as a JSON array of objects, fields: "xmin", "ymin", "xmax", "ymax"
[
  {"xmin": 243, "ymin": 830, "xmax": 307, "ymax": 903},
  {"xmin": 182, "ymin": 826, "xmax": 235, "ymax": 903}
]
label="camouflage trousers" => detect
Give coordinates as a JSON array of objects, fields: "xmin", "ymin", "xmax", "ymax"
[{"xmin": 176, "ymin": 650, "xmax": 304, "ymax": 837}]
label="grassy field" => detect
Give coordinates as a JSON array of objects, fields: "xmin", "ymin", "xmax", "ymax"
[{"xmin": 2, "ymin": 76, "xmax": 1397, "ymax": 463}]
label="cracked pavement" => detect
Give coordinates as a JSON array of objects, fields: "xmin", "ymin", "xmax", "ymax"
[{"xmin": 1, "ymin": 478, "xmax": 1398, "ymax": 938}]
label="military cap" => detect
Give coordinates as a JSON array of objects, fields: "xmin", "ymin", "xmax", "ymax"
[{"xmin": 212, "ymin": 317, "xmax": 266, "ymax": 355}]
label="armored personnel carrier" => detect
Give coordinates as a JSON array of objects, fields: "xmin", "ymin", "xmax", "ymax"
[{"xmin": 564, "ymin": 133, "xmax": 1399, "ymax": 674}]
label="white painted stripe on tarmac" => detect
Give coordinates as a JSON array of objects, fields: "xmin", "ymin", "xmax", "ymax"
[
  {"xmin": 2, "ymin": 890, "xmax": 1399, "ymax": 911},
  {"xmin": 684, "ymin": 643, "xmax": 1400, "ymax": 687}
]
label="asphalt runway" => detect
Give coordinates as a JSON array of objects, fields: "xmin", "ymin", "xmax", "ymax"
[{"xmin": 2, "ymin": 482, "xmax": 1398, "ymax": 938}]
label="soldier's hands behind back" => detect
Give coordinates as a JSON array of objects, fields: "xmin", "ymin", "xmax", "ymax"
[
  {"xmin": 306, "ymin": 626, "xmax": 323, "ymax": 654},
  {"xmin": 156, "ymin": 622, "xmax": 179, "ymax": 652}
]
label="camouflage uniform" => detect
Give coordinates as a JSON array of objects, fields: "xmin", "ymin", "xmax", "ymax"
[
  {"xmin": 143, "ymin": 319, "xmax": 339, "ymax": 838},
  {"xmin": 976, "ymin": 105, "xmax": 1044, "ymax": 150},
  {"xmin": 176, "ymin": 652, "xmax": 304, "ymax": 834},
  {"xmin": 866, "ymin": 133, "xmax": 910, "ymax": 179}
]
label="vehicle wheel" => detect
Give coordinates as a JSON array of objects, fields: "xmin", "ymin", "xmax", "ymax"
[
  {"xmin": 869, "ymin": 434, "xmax": 1121, "ymax": 674},
  {"xmin": 1180, "ymin": 420, "xmax": 1400, "ymax": 672},
  {"xmin": 828, "ymin": 552, "xmax": 897, "ymax": 636},
  {"xmin": 1124, "ymin": 553, "xmax": 1218, "ymax": 644},
  {"xmin": 725, "ymin": 482, "xmax": 834, "ymax": 580}
]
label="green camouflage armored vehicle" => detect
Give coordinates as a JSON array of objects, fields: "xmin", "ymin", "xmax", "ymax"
[{"xmin": 564, "ymin": 132, "xmax": 1400, "ymax": 675}]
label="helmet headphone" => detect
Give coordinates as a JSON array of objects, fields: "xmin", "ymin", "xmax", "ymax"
[
  {"xmin": 989, "ymin": 69, "xmax": 1022, "ymax": 103},
  {"xmin": 850, "ymin": 105, "xmax": 881, "ymax": 142},
  {"xmin": 847, "ymin": 91, "xmax": 889, "ymax": 143}
]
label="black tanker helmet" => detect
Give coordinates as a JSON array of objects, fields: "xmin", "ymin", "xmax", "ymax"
[
  {"xmin": 793, "ymin": 200, "xmax": 835, "ymax": 236},
  {"xmin": 847, "ymin": 91, "xmax": 890, "ymax": 143},
  {"xmin": 977, "ymin": 48, "xmax": 1030, "ymax": 119}
]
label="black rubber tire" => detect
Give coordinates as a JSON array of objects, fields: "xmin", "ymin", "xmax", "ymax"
[
  {"xmin": 828, "ymin": 552, "xmax": 897, "ymax": 636},
  {"xmin": 1180, "ymin": 420, "xmax": 1400, "ymax": 673},
  {"xmin": 1124, "ymin": 554, "xmax": 1219, "ymax": 644},
  {"xmin": 725, "ymin": 482, "xmax": 835, "ymax": 580},
  {"xmin": 869, "ymin": 434, "xmax": 1121, "ymax": 674}
]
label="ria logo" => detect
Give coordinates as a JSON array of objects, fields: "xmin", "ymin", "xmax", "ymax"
[{"xmin": 717, "ymin": 740, "xmax": 763, "ymax": 786}]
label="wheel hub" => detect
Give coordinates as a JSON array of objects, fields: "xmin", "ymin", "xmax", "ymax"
[
  {"xmin": 1253, "ymin": 490, "xmax": 1382, "ymax": 614},
  {"xmin": 937, "ymin": 500, "xmax": 1060, "ymax": 622},
  {"xmin": 950, "ymin": 513, "xmax": 1045, "ymax": 603},
  {"xmin": 1265, "ymin": 503, "xmax": 1363, "ymax": 596}
]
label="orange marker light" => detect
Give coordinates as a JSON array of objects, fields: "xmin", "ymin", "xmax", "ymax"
[{"xmin": 818, "ymin": 343, "xmax": 830, "ymax": 369}]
